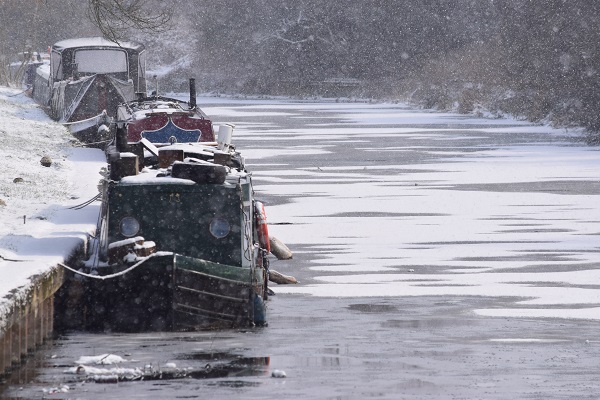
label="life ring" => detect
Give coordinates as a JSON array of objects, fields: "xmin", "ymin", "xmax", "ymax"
[{"xmin": 254, "ymin": 201, "xmax": 270, "ymax": 253}]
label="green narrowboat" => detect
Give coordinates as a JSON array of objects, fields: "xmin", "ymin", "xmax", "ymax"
[{"xmin": 70, "ymin": 126, "xmax": 271, "ymax": 331}]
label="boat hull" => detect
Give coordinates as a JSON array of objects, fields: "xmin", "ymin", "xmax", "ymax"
[
  {"xmin": 173, "ymin": 255, "xmax": 264, "ymax": 330},
  {"xmin": 57, "ymin": 253, "xmax": 265, "ymax": 332}
]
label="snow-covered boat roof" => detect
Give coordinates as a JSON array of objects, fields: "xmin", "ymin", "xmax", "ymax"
[
  {"xmin": 119, "ymin": 164, "xmax": 248, "ymax": 186},
  {"xmin": 52, "ymin": 37, "xmax": 145, "ymax": 52},
  {"xmin": 129, "ymin": 101, "xmax": 196, "ymax": 120},
  {"xmin": 121, "ymin": 98, "xmax": 210, "ymax": 121},
  {"xmin": 158, "ymin": 143, "xmax": 220, "ymax": 153}
]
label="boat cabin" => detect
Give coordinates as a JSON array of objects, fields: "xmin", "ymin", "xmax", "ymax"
[
  {"xmin": 32, "ymin": 37, "xmax": 147, "ymax": 142},
  {"xmin": 49, "ymin": 37, "xmax": 146, "ymax": 93}
]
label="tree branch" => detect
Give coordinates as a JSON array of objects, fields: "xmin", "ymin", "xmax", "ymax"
[{"xmin": 87, "ymin": 0, "xmax": 172, "ymax": 42}]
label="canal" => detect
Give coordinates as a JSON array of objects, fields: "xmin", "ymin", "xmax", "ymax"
[{"xmin": 2, "ymin": 99, "xmax": 600, "ymax": 399}]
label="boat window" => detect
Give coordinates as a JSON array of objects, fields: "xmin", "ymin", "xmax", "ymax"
[
  {"xmin": 74, "ymin": 49, "xmax": 128, "ymax": 74},
  {"xmin": 51, "ymin": 51, "xmax": 62, "ymax": 80}
]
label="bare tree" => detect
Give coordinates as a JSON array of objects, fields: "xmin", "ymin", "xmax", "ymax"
[{"xmin": 87, "ymin": 0, "xmax": 172, "ymax": 42}]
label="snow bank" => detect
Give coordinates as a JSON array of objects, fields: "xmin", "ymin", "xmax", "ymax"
[{"xmin": 0, "ymin": 86, "xmax": 105, "ymax": 328}]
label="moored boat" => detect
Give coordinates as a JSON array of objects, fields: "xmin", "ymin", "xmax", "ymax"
[
  {"xmin": 54, "ymin": 81, "xmax": 297, "ymax": 332},
  {"xmin": 65, "ymin": 125, "xmax": 271, "ymax": 331},
  {"xmin": 115, "ymin": 79, "xmax": 214, "ymax": 146},
  {"xmin": 32, "ymin": 37, "xmax": 146, "ymax": 145}
]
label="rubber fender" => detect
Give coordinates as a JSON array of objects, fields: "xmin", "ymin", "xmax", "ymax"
[{"xmin": 253, "ymin": 294, "xmax": 267, "ymax": 326}]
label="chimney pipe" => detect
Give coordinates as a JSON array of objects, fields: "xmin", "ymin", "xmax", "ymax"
[{"xmin": 189, "ymin": 78, "xmax": 197, "ymax": 109}]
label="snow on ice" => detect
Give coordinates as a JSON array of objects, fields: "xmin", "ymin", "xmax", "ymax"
[
  {"xmin": 205, "ymin": 101, "xmax": 600, "ymax": 321},
  {"xmin": 75, "ymin": 354, "xmax": 128, "ymax": 365}
]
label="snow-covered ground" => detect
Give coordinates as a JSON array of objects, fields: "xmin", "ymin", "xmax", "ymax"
[{"xmin": 0, "ymin": 87, "xmax": 105, "ymax": 318}]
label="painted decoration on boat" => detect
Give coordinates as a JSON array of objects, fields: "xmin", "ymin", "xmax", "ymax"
[{"xmin": 141, "ymin": 119, "xmax": 201, "ymax": 143}]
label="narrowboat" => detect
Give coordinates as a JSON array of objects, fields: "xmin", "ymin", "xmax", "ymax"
[
  {"xmin": 64, "ymin": 121, "xmax": 271, "ymax": 331},
  {"xmin": 32, "ymin": 37, "xmax": 146, "ymax": 144},
  {"xmin": 54, "ymin": 81, "xmax": 297, "ymax": 332},
  {"xmin": 115, "ymin": 78, "xmax": 214, "ymax": 146}
]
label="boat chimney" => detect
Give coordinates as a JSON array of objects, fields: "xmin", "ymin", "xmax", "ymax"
[
  {"xmin": 153, "ymin": 75, "xmax": 158, "ymax": 98},
  {"xmin": 115, "ymin": 123, "xmax": 128, "ymax": 152},
  {"xmin": 189, "ymin": 78, "xmax": 197, "ymax": 109}
]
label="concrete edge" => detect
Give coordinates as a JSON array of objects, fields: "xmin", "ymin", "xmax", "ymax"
[{"xmin": 0, "ymin": 237, "xmax": 88, "ymax": 377}]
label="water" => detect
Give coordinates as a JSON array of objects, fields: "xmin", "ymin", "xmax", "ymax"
[
  {"xmin": 2, "ymin": 99, "xmax": 600, "ymax": 399},
  {"xmin": 3, "ymin": 297, "xmax": 600, "ymax": 399}
]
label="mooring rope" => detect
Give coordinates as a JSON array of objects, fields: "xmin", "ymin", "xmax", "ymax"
[
  {"xmin": 67, "ymin": 193, "xmax": 102, "ymax": 210},
  {"xmin": 7, "ymin": 86, "xmax": 31, "ymax": 97},
  {"xmin": 79, "ymin": 139, "xmax": 112, "ymax": 148},
  {"xmin": 58, "ymin": 256, "xmax": 151, "ymax": 281}
]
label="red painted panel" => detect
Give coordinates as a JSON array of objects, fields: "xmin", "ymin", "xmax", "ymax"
[
  {"xmin": 127, "ymin": 114, "xmax": 169, "ymax": 142},
  {"xmin": 127, "ymin": 113, "xmax": 215, "ymax": 143},
  {"xmin": 171, "ymin": 115, "xmax": 215, "ymax": 142}
]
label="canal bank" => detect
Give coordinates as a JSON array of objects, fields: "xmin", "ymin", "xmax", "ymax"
[{"xmin": 0, "ymin": 87, "xmax": 104, "ymax": 375}]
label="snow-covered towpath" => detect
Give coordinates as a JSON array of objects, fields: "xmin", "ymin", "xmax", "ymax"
[{"xmin": 0, "ymin": 87, "xmax": 104, "ymax": 316}]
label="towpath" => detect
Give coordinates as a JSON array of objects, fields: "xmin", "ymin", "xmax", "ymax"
[{"xmin": 0, "ymin": 87, "xmax": 104, "ymax": 329}]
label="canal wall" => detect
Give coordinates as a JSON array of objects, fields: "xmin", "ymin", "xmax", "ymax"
[{"xmin": 0, "ymin": 240, "xmax": 88, "ymax": 376}]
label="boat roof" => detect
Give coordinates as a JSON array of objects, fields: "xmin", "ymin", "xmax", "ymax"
[
  {"xmin": 52, "ymin": 37, "xmax": 145, "ymax": 53},
  {"xmin": 121, "ymin": 98, "xmax": 210, "ymax": 120},
  {"xmin": 119, "ymin": 163, "xmax": 248, "ymax": 186}
]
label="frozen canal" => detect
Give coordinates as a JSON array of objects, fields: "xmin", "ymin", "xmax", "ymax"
[{"xmin": 2, "ymin": 99, "xmax": 600, "ymax": 399}]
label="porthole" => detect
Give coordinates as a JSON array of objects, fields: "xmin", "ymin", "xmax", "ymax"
[
  {"xmin": 120, "ymin": 216, "xmax": 140, "ymax": 237},
  {"xmin": 209, "ymin": 217, "xmax": 230, "ymax": 239}
]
